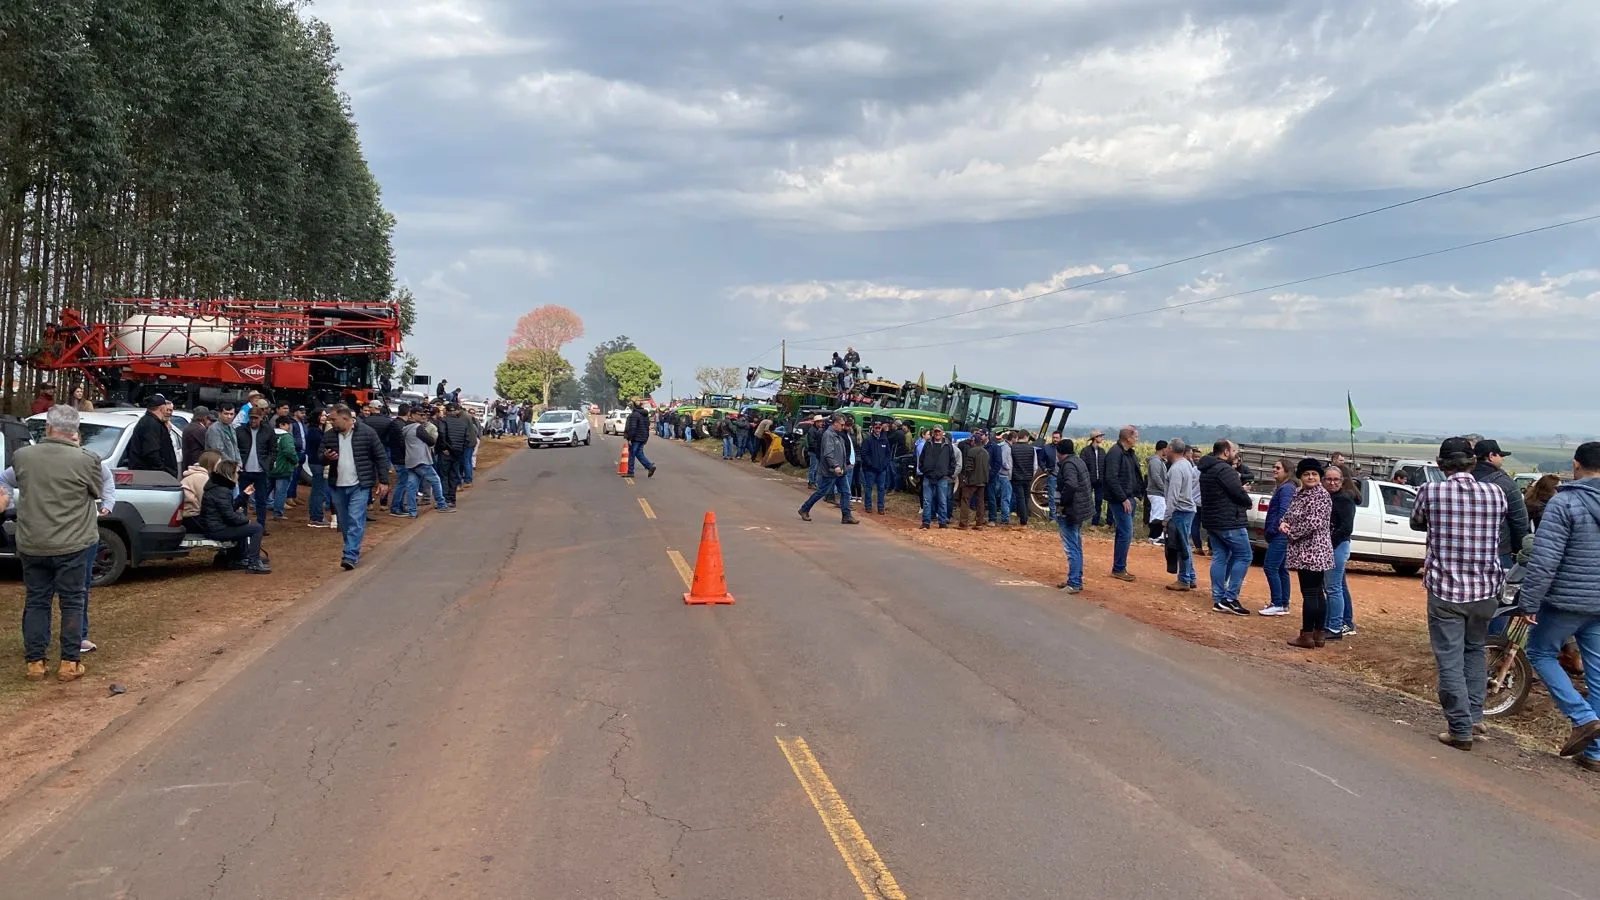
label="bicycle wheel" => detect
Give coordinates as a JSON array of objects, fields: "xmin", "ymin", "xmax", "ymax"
[{"xmin": 1483, "ymin": 637, "xmax": 1533, "ymax": 718}]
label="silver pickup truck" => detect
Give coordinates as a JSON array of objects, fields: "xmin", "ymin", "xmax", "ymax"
[
  {"xmin": 1, "ymin": 409, "xmax": 237, "ymax": 586},
  {"xmin": 1246, "ymin": 477, "xmax": 1425, "ymax": 576}
]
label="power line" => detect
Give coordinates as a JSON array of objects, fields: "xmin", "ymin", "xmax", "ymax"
[
  {"xmin": 786, "ymin": 149, "xmax": 1600, "ymax": 347},
  {"xmin": 737, "ymin": 340, "xmax": 784, "ymax": 368},
  {"xmin": 839, "ymin": 213, "xmax": 1600, "ymax": 353}
]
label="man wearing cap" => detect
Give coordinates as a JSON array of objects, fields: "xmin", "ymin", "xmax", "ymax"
[
  {"xmin": 181, "ymin": 406, "xmax": 213, "ymax": 471},
  {"xmin": 124, "ymin": 394, "xmax": 179, "ymax": 477},
  {"xmin": 798, "ymin": 414, "xmax": 859, "ymax": 525},
  {"xmin": 804, "ymin": 414, "xmax": 826, "ymax": 489},
  {"xmin": 1080, "ymin": 429, "xmax": 1108, "ymax": 526},
  {"xmin": 1411, "ymin": 437, "xmax": 1507, "ymax": 751},
  {"xmin": 1472, "ymin": 439, "xmax": 1531, "ymax": 569}
]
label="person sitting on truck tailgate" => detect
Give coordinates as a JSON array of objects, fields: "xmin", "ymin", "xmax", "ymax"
[
  {"xmin": 180, "ymin": 450, "xmax": 223, "ymax": 531},
  {"xmin": 1410, "ymin": 437, "xmax": 1506, "ymax": 751},
  {"xmin": 1472, "ymin": 439, "xmax": 1532, "ymax": 570},
  {"xmin": 1515, "ymin": 441, "xmax": 1600, "ymax": 770},
  {"xmin": 1199, "ymin": 440, "xmax": 1253, "ymax": 615},
  {"xmin": 197, "ymin": 459, "xmax": 268, "ymax": 575},
  {"xmin": 7, "ymin": 405, "xmax": 102, "ymax": 682},
  {"xmin": 124, "ymin": 393, "xmax": 179, "ymax": 477}
]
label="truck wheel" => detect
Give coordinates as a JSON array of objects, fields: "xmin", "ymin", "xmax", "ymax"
[
  {"xmin": 1391, "ymin": 562, "xmax": 1421, "ymax": 577},
  {"xmin": 93, "ymin": 527, "xmax": 129, "ymax": 588}
]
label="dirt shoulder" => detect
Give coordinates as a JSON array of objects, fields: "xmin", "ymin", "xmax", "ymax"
[
  {"xmin": 683, "ymin": 437, "xmax": 1574, "ymax": 755},
  {"xmin": 0, "ymin": 437, "xmax": 523, "ymax": 804}
]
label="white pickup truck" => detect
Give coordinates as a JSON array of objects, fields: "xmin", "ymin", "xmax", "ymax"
[{"xmin": 1246, "ymin": 477, "xmax": 1424, "ymax": 576}]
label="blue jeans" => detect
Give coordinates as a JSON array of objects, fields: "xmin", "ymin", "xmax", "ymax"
[
  {"xmin": 1090, "ymin": 483, "xmax": 1106, "ymax": 526},
  {"xmin": 270, "ymin": 476, "xmax": 293, "ymax": 516},
  {"xmin": 462, "ymin": 448, "xmax": 475, "ymax": 483},
  {"xmin": 807, "ymin": 454, "xmax": 820, "ymax": 487},
  {"xmin": 1324, "ymin": 540, "xmax": 1352, "ymax": 632},
  {"xmin": 21, "ymin": 547, "xmax": 93, "ymax": 662},
  {"xmin": 1264, "ymin": 533, "xmax": 1290, "ymax": 608},
  {"xmin": 862, "ymin": 469, "xmax": 886, "ymax": 511},
  {"xmin": 801, "ymin": 472, "xmax": 852, "ymax": 520},
  {"xmin": 1168, "ymin": 510, "xmax": 1196, "ymax": 585},
  {"xmin": 309, "ymin": 468, "xmax": 330, "ymax": 523},
  {"xmin": 1527, "ymin": 610, "xmax": 1600, "ymax": 761},
  {"xmin": 1208, "ymin": 526, "xmax": 1251, "ymax": 604},
  {"xmin": 81, "ymin": 542, "xmax": 97, "ymax": 639},
  {"xmin": 329, "ymin": 484, "xmax": 371, "ymax": 564},
  {"xmin": 628, "ymin": 440, "xmax": 653, "ymax": 475},
  {"xmin": 987, "ymin": 478, "xmax": 1012, "ymax": 523},
  {"xmin": 388, "ymin": 466, "xmax": 409, "ymax": 514},
  {"xmin": 922, "ymin": 477, "xmax": 951, "ymax": 526},
  {"xmin": 1110, "ymin": 500, "xmax": 1134, "ymax": 573},
  {"xmin": 1045, "ymin": 473, "xmax": 1057, "ymax": 518},
  {"xmin": 722, "ymin": 436, "xmax": 733, "ymax": 458},
  {"xmin": 406, "ymin": 464, "xmax": 447, "ymax": 515},
  {"xmin": 1056, "ymin": 518, "xmax": 1083, "ymax": 589}
]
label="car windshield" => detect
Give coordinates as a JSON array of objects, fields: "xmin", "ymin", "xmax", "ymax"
[
  {"xmin": 537, "ymin": 412, "xmax": 574, "ymax": 424},
  {"xmin": 26, "ymin": 420, "xmax": 126, "ymax": 462}
]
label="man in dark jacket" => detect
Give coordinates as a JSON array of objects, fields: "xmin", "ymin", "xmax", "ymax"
[
  {"xmin": 798, "ymin": 414, "xmax": 858, "ymax": 525},
  {"xmin": 956, "ymin": 432, "xmax": 990, "ymax": 529},
  {"xmin": 1010, "ymin": 432, "xmax": 1037, "ymax": 527},
  {"xmin": 1104, "ymin": 426, "xmax": 1142, "ymax": 580},
  {"xmin": 860, "ymin": 421, "xmax": 895, "ymax": 514},
  {"xmin": 124, "ymin": 394, "xmax": 179, "ymax": 477},
  {"xmin": 236, "ymin": 400, "xmax": 278, "ymax": 526},
  {"xmin": 918, "ymin": 426, "xmax": 956, "ymax": 529},
  {"xmin": 1198, "ymin": 440, "xmax": 1253, "ymax": 615},
  {"xmin": 181, "ymin": 406, "xmax": 212, "ymax": 471},
  {"xmin": 1518, "ymin": 442, "xmax": 1600, "ymax": 767},
  {"xmin": 623, "ymin": 400, "xmax": 656, "ymax": 477},
  {"xmin": 323, "ymin": 404, "xmax": 391, "ymax": 570},
  {"xmin": 435, "ymin": 405, "xmax": 469, "ymax": 506},
  {"xmin": 1055, "ymin": 439, "xmax": 1093, "ymax": 593},
  {"xmin": 1080, "ymin": 430, "xmax": 1108, "ymax": 526},
  {"xmin": 1472, "ymin": 439, "xmax": 1532, "ymax": 567}
]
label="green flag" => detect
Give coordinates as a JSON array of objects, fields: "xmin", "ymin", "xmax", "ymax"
[{"xmin": 1347, "ymin": 393, "xmax": 1362, "ymax": 432}]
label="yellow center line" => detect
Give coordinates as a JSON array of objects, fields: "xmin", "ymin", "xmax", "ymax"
[
  {"xmin": 638, "ymin": 497, "xmax": 656, "ymax": 520},
  {"xmin": 624, "ymin": 476, "xmax": 635, "ymax": 486},
  {"xmin": 666, "ymin": 549, "xmax": 694, "ymax": 589},
  {"xmin": 776, "ymin": 736, "xmax": 908, "ymax": 900}
]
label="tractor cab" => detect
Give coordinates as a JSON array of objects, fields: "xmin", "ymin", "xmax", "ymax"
[{"xmin": 945, "ymin": 381, "xmax": 1017, "ymax": 438}]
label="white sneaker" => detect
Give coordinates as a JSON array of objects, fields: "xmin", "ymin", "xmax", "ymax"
[
  {"xmin": 1257, "ymin": 605, "xmax": 1290, "ymax": 616},
  {"xmin": 80, "ymin": 639, "xmax": 98, "ymax": 652}
]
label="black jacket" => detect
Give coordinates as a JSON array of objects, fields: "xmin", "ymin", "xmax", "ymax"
[
  {"xmin": 236, "ymin": 419, "xmax": 278, "ymax": 474},
  {"xmin": 198, "ymin": 471, "xmax": 249, "ymax": 533},
  {"xmin": 1009, "ymin": 442, "xmax": 1036, "ymax": 483},
  {"xmin": 1330, "ymin": 491, "xmax": 1357, "ymax": 546},
  {"xmin": 1473, "ymin": 461, "xmax": 1532, "ymax": 557},
  {"xmin": 1198, "ymin": 454, "xmax": 1251, "ymax": 531},
  {"xmin": 624, "ymin": 407, "xmax": 651, "ymax": 443},
  {"xmin": 125, "ymin": 412, "xmax": 179, "ymax": 476},
  {"xmin": 181, "ymin": 419, "xmax": 209, "ymax": 471},
  {"xmin": 1104, "ymin": 443, "xmax": 1141, "ymax": 503},
  {"xmin": 436, "ymin": 415, "xmax": 469, "ymax": 456},
  {"xmin": 321, "ymin": 420, "xmax": 391, "ymax": 489},
  {"xmin": 365, "ymin": 412, "xmax": 399, "ymax": 457},
  {"xmin": 919, "ymin": 440, "xmax": 956, "ymax": 481},
  {"xmin": 958, "ymin": 440, "xmax": 989, "ymax": 486},
  {"xmin": 1079, "ymin": 443, "xmax": 1107, "ymax": 487}
]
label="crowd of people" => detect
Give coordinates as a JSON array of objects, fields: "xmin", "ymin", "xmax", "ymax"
[{"xmin": 2, "ymin": 393, "xmax": 488, "ymax": 683}]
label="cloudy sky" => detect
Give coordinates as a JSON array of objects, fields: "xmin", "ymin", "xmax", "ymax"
[{"xmin": 313, "ymin": 0, "xmax": 1600, "ymax": 436}]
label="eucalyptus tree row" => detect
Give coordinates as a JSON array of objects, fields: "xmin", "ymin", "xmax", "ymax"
[{"xmin": 0, "ymin": 0, "xmax": 395, "ymax": 407}]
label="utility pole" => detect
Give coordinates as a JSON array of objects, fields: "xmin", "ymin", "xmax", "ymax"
[
  {"xmin": 669, "ymin": 378, "xmax": 674, "ymax": 402},
  {"xmin": 781, "ymin": 339, "xmax": 786, "ymax": 370}
]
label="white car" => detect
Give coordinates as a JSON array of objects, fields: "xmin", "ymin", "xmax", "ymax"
[
  {"xmin": 527, "ymin": 409, "xmax": 591, "ymax": 448},
  {"xmin": 604, "ymin": 409, "xmax": 628, "ymax": 435}
]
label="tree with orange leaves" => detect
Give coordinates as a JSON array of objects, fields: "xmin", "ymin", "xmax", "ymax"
[{"xmin": 504, "ymin": 305, "xmax": 584, "ymax": 407}]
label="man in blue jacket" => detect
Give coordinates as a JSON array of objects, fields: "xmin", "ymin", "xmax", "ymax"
[
  {"xmin": 1518, "ymin": 441, "xmax": 1600, "ymax": 769},
  {"xmin": 859, "ymin": 420, "xmax": 895, "ymax": 515}
]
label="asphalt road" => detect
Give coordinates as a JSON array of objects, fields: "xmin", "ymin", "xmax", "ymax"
[{"xmin": 2, "ymin": 434, "xmax": 1598, "ymax": 899}]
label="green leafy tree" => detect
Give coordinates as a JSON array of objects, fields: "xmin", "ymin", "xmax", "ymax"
[
  {"xmin": 495, "ymin": 348, "xmax": 572, "ymax": 406},
  {"xmin": 603, "ymin": 349, "xmax": 663, "ymax": 403},
  {"xmin": 581, "ymin": 335, "xmax": 635, "ymax": 406},
  {"xmin": 548, "ymin": 374, "xmax": 582, "ymax": 408}
]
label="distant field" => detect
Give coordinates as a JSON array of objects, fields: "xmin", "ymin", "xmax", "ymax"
[{"xmin": 1296, "ymin": 441, "xmax": 1571, "ymax": 473}]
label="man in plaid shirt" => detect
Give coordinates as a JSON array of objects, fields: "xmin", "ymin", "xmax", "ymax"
[{"xmin": 1410, "ymin": 437, "xmax": 1507, "ymax": 750}]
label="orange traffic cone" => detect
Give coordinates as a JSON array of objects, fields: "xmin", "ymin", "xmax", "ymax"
[
  {"xmin": 683, "ymin": 512, "xmax": 735, "ymax": 605},
  {"xmin": 617, "ymin": 442, "xmax": 630, "ymax": 476}
]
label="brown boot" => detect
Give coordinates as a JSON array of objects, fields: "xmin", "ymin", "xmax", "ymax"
[
  {"xmin": 1312, "ymin": 630, "xmax": 1327, "ymax": 648},
  {"xmin": 57, "ymin": 660, "xmax": 86, "ymax": 683},
  {"xmin": 25, "ymin": 660, "xmax": 46, "ymax": 681},
  {"xmin": 1287, "ymin": 632, "xmax": 1317, "ymax": 649}
]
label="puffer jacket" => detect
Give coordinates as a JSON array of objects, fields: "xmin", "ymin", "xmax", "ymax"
[
  {"xmin": 1198, "ymin": 454, "xmax": 1251, "ymax": 531},
  {"xmin": 197, "ymin": 471, "xmax": 249, "ymax": 534},
  {"xmin": 1282, "ymin": 484, "xmax": 1334, "ymax": 572},
  {"xmin": 623, "ymin": 407, "xmax": 650, "ymax": 443},
  {"xmin": 1104, "ymin": 443, "xmax": 1140, "ymax": 504},
  {"xmin": 1056, "ymin": 453, "xmax": 1094, "ymax": 525},
  {"xmin": 1518, "ymin": 477, "xmax": 1600, "ymax": 615},
  {"xmin": 1010, "ymin": 442, "xmax": 1035, "ymax": 483}
]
